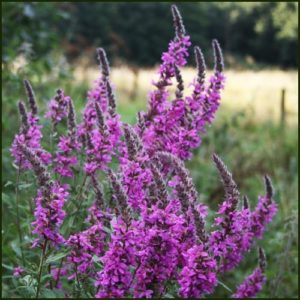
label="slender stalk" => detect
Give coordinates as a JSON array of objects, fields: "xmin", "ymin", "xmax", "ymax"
[
  {"xmin": 28, "ymin": 196, "xmax": 34, "ymax": 216},
  {"xmin": 15, "ymin": 163, "xmax": 25, "ymax": 265},
  {"xmin": 74, "ymin": 263, "xmax": 81, "ymax": 298},
  {"xmin": 48, "ymin": 264, "xmax": 53, "ymax": 290},
  {"xmin": 129, "ymin": 260, "xmax": 141, "ymax": 287},
  {"xmin": 66, "ymin": 174, "xmax": 87, "ymax": 212},
  {"xmin": 75, "ymin": 175, "xmax": 88, "ymax": 212},
  {"xmin": 66, "ymin": 175, "xmax": 87, "ymax": 235},
  {"xmin": 55, "ymin": 257, "xmax": 65, "ymax": 288},
  {"xmin": 36, "ymin": 239, "xmax": 48, "ymax": 298},
  {"xmin": 50, "ymin": 123, "xmax": 54, "ymax": 154}
]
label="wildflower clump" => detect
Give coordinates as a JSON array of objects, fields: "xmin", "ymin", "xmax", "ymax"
[{"xmin": 10, "ymin": 5, "xmax": 277, "ymax": 298}]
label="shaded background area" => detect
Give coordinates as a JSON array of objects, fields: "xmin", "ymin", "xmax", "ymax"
[{"xmin": 2, "ymin": 2, "xmax": 298, "ymax": 298}]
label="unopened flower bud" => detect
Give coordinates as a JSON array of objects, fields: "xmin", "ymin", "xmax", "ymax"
[
  {"xmin": 194, "ymin": 46, "xmax": 206, "ymax": 85},
  {"xmin": 91, "ymin": 175, "xmax": 105, "ymax": 209},
  {"xmin": 243, "ymin": 195, "xmax": 250, "ymax": 210},
  {"xmin": 17, "ymin": 101, "xmax": 29, "ymax": 133},
  {"xmin": 24, "ymin": 79, "xmax": 38, "ymax": 115},
  {"xmin": 258, "ymin": 247, "xmax": 266, "ymax": 272},
  {"xmin": 106, "ymin": 80, "xmax": 116, "ymax": 117},
  {"xmin": 212, "ymin": 39, "xmax": 224, "ymax": 73},
  {"xmin": 171, "ymin": 5, "xmax": 186, "ymax": 38},
  {"xmin": 174, "ymin": 65, "xmax": 184, "ymax": 99},
  {"xmin": 97, "ymin": 48, "xmax": 110, "ymax": 78},
  {"xmin": 150, "ymin": 163, "xmax": 168, "ymax": 207},
  {"xmin": 212, "ymin": 153, "xmax": 240, "ymax": 210},
  {"xmin": 264, "ymin": 175, "xmax": 274, "ymax": 202},
  {"xmin": 107, "ymin": 169, "xmax": 128, "ymax": 217},
  {"xmin": 123, "ymin": 124, "xmax": 138, "ymax": 161},
  {"xmin": 67, "ymin": 98, "xmax": 77, "ymax": 139}
]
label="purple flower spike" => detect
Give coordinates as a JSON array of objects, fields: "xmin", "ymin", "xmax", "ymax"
[
  {"xmin": 233, "ymin": 248, "xmax": 267, "ymax": 298},
  {"xmin": 251, "ymin": 176, "xmax": 277, "ymax": 238}
]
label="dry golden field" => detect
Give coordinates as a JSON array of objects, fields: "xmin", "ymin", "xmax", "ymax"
[{"xmin": 74, "ymin": 66, "xmax": 298, "ymax": 125}]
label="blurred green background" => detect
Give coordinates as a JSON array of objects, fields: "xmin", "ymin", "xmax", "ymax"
[{"xmin": 2, "ymin": 2, "xmax": 298, "ymax": 298}]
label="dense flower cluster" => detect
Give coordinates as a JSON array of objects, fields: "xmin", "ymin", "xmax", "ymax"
[
  {"xmin": 66, "ymin": 223, "xmax": 106, "ymax": 278},
  {"xmin": 45, "ymin": 89, "xmax": 70, "ymax": 126},
  {"xmin": 178, "ymin": 244, "xmax": 217, "ymax": 298},
  {"xmin": 31, "ymin": 182, "xmax": 69, "ymax": 247},
  {"xmin": 95, "ymin": 217, "xmax": 135, "ymax": 298},
  {"xmin": 11, "ymin": 5, "xmax": 277, "ymax": 299}
]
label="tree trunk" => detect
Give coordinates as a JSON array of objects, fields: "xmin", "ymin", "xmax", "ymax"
[{"xmin": 129, "ymin": 66, "xmax": 139, "ymax": 102}]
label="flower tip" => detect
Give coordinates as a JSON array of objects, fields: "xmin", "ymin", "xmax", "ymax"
[
  {"xmin": 171, "ymin": 4, "xmax": 186, "ymax": 38},
  {"xmin": 211, "ymin": 153, "xmax": 219, "ymax": 162},
  {"xmin": 258, "ymin": 247, "xmax": 266, "ymax": 272},
  {"xmin": 18, "ymin": 100, "xmax": 26, "ymax": 113},
  {"xmin": 212, "ymin": 39, "xmax": 224, "ymax": 73},
  {"xmin": 96, "ymin": 47, "xmax": 110, "ymax": 77},
  {"xmin": 96, "ymin": 47, "xmax": 105, "ymax": 57},
  {"xmin": 264, "ymin": 175, "xmax": 274, "ymax": 199},
  {"xmin": 23, "ymin": 79, "xmax": 38, "ymax": 115},
  {"xmin": 212, "ymin": 153, "xmax": 240, "ymax": 208},
  {"xmin": 194, "ymin": 46, "xmax": 206, "ymax": 83},
  {"xmin": 243, "ymin": 195, "xmax": 250, "ymax": 210}
]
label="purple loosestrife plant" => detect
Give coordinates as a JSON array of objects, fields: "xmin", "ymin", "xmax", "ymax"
[{"xmin": 11, "ymin": 5, "xmax": 277, "ymax": 299}]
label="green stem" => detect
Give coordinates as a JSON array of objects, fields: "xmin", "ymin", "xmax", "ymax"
[
  {"xmin": 48, "ymin": 264, "xmax": 53, "ymax": 290},
  {"xmin": 15, "ymin": 163, "xmax": 25, "ymax": 265},
  {"xmin": 36, "ymin": 239, "xmax": 48, "ymax": 298},
  {"xmin": 65, "ymin": 175, "xmax": 88, "ymax": 236},
  {"xmin": 74, "ymin": 175, "xmax": 88, "ymax": 212},
  {"xmin": 54, "ymin": 257, "xmax": 65, "ymax": 288},
  {"xmin": 74, "ymin": 263, "xmax": 81, "ymax": 298}
]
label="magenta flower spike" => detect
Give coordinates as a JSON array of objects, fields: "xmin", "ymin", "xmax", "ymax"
[{"xmin": 233, "ymin": 248, "xmax": 267, "ymax": 298}]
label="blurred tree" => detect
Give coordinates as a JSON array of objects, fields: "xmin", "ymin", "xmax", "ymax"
[
  {"xmin": 2, "ymin": 2, "xmax": 298, "ymax": 76},
  {"xmin": 271, "ymin": 2, "xmax": 298, "ymax": 67},
  {"xmin": 2, "ymin": 2, "xmax": 70, "ymax": 153},
  {"xmin": 2, "ymin": 2, "xmax": 69, "ymax": 76},
  {"xmin": 251, "ymin": 2, "xmax": 298, "ymax": 68},
  {"xmin": 59, "ymin": 2, "xmax": 298, "ymax": 69}
]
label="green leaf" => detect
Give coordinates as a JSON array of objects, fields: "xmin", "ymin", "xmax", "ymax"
[
  {"xmin": 2, "ymin": 263, "xmax": 14, "ymax": 270},
  {"xmin": 19, "ymin": 182, "xmax": 33, "ymax": 190},
  {"xmin": 164, "ymin": 293, "xmax": 175, "ymax": 298},
  {"xmin": 4, "ymin": 181, "xmax": 13, "ymax": 187},
  {"xmin": 16, "ymin": 285, "xmax": 36, "ymax": 298},
  {"xmin": 41, "ymin": 274, "xmax": 53, "ymax": 283},
  {"xmin": 217, "ymin": 280, "xmax": 233, "ymax": 293},
  {"xmin": 92, "ymin": 255, "xmax": 103, "ymax": 268},
  {"xmin": 10, "ymin": 240, "xmax": 22, "ymax": 258},
  {"xmin": 20, "ymin": 274, "xmax": 36, "ymax": 286},
  {"xmin": 103, "ymin": 226, "xmax": 112, "ymax": 234},
  {"xmin": 45, "ymin": 251, "xmax": 69, "ymax": 264},
  {"xmin": 41, "ymin": 288, "xmax": 66, "ymax": 298}
]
